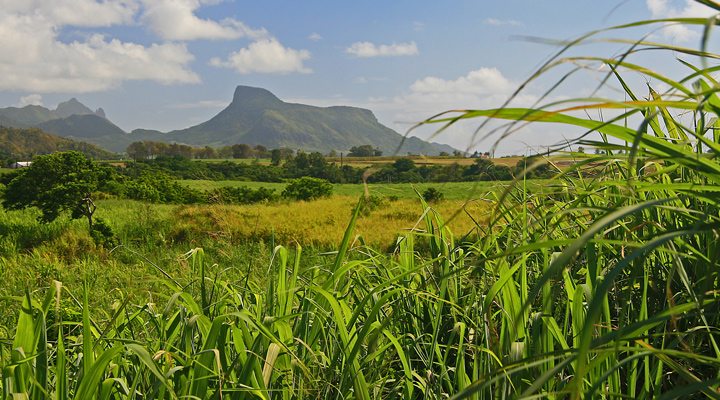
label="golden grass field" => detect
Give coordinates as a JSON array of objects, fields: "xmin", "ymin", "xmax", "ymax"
[{"xmin": 167, "ymin": 196, "xmax": 491, "ymax": 248}]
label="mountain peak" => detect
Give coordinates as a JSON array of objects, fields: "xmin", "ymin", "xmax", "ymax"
[
  {"xmin": 55, "ymin": 98, "xmax": 95, "ymax": 118},
  {"xmin": 231, "ymin": 85, "xmax": 282, "ymax": 108},
  {"xmin": 165, "ymin": 85, "xmax": 456, "ymax": 155}
]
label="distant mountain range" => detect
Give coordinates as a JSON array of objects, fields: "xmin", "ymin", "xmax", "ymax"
[{"xmin": 0, "ymin": 86, "xmax": 456, "ymax": 155}]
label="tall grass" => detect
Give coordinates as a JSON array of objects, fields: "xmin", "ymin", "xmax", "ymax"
[{"xmin": 2, "ymin": 4, "xmax": 720, "ymax": 399}]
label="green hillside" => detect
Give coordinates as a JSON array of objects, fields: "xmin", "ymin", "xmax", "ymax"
[{"xmin": 0, "ymin": 126, "xmax": 116, "ymax": 161}]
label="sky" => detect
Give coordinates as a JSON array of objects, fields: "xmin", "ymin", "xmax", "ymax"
[{"xmin": 0, "ymin": 0, "xmax": 717, "ymax": 155}]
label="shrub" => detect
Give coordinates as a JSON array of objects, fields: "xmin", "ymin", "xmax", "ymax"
[
  {"xmin": 89, "ymin": 217, "xmax": 117, "ymax": 248},
  {"xmin": 281, "ymin": 177, "xmax": 333, "ymax": 201},
  {"xmin": 358, "ymin": 194, "xmax": 386, "ymax": 217},
  {"xmin": 209, "ymin": 186, "xmax": 276, "ymax": 204},
  {"xmin": 422, "ymin": 187, "xmax": 444, "ymax": 202}
]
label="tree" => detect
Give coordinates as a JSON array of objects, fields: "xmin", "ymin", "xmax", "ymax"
[
  {"xmin": 348, "ymin": 145, "xmax": 378, "ymax": 157},
  {"xmin": 393, "ymin": 158, "xmax": 416, "ymax": 172},
  {"xmin": 2, "ymin": 151, "xmax": 101, "ymax": 230},
  {"xmin": 232, "ymin": 144, "xmax": 253, "ymax": 159},
  {"xmin": 127, "ymin": 141, "xmax": 149, "ymax": 160},
  {"xmin": 282, "ymin": 177, "xmax": 333, "ymax": 201},
  {"xmin": 270, "ymin": 149, "xmax": 282, "ymax": 166}
]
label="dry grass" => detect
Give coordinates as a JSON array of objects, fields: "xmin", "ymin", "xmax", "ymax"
[{"xmin": 168, "ymin": 195, "xmax": 490, "ymax": 247}]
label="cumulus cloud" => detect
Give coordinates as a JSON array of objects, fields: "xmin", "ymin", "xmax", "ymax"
[
  {"xmin": 364, "ymin": 68, "xmax": 542, "ymax": 152},
  {"xmin": 140, "ymin": 0, "xmax": 267, "ymax": 41},
  {"xmin": 374, "ymin": 68, "xmax": 535, "ymax": 128},
  {"xmin": 483, "ymin": 18, "xmax": 523, "ymax": 27},
  {"xmin": 646, "ymin": 0, "xmax": 718, "ymax": 42},
  {"xmin": 209, "ymin": 38, "xmax": 311, "ymax": 74},
  {"xmin": 0, "ymin": 1, "xmax": 199, "ymax": 93},
  {"xmin": 346, "ymin": 41, "xmax": 419, "ymax": 58},
  {"xmin": 2, "ymin": 0, "xmax": 138, "ymax": 27},
  {"xmin": 16, "ymin": 94, "xmax": 43, "ymax": 107},
  {"xmin": 308, "ymin": 32, "xmax": 323, "ymax": 41}
]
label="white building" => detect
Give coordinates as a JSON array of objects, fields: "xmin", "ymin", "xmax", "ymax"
[{"xmin": 10, "ymin": 161, "xmax": 32, "ymax": 169}]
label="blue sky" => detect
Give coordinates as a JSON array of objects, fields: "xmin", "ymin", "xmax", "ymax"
[{"xmin": 0, "ymin": 1, "xmax": 716, "ymax": 154}]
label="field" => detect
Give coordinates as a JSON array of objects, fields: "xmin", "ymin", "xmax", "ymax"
[
  {"xmin": 180, "ymin": 179, "xmax": 552, "ymax": 199},
  {"xmin": 325, "ymin": 155, "xmax": 531, "ymax": 168}
]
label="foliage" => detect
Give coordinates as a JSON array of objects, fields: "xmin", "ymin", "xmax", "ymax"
[
  {"xmin": 89, "ymin": 217, "xmax": 117, "ymax": 247},
  {"xmin": 421, "ymin": 187, "xmax": 444, "ymax": 202},
  {"xmin": 0, "ymin": 126, "xmax": 116, "ymax": 161},
  {"xmin": 513, "ymin": 155, "xmax": 555, "ymax": 179},
  {"xmin": 2, "ymin": 151, "xmax": 101, "ymax": 228},
  {"xmin": 281, "ymin": 177, "xmax": 333, "ymax": 201},
  {"xmin": 121, "ymin": 171, "xmax": 204, "ymax": 204},
  {"xmin": 348, "ymin": 144, "xmax": 382, "ymax": 157},
  {"xmin": 208, "ymin": 186, "xmax": 276, "ymax": 204}
]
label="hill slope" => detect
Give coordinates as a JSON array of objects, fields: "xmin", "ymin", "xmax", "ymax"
[
  {"xmin": 165, "ymin": 86, "xmax": 455, "ymax": 155},
  {"xmin": 0, "ymin": 127, "xmax": 116, "ymax": 160}
]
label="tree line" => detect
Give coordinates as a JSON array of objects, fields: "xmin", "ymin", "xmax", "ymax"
[{"xmin": 133, "ymin": 151, "xmax": 555, "ymax": 184}]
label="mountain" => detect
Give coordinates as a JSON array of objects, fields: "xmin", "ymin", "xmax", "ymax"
[
  {"xmin": 0, "ymin": 88, "xmax": 457, "ymax": 154},
  {"xmin": 36, "ymin": 113, "xmax": 133, "ymax": 153},
  {"xmin": 0, "ymin": 105, "xmax": 57, "ymax": 127},
  {"xmin": 165, "ymin": 86, "xmax": 455, "ymax": 155},
  {"xmin": 54, "ymin": 98, "xmax": 96, "ymax": 118},
  {"xmin": 0, "ymin": 99, "xmax": 129, "ymax": 151},
  {"xmin": 0, "ymin": 126, "xmax": 116, "ymax": 160},
  {"xmin": 38, "ymin": 114, "xmax": 125, "ymax": 139}
]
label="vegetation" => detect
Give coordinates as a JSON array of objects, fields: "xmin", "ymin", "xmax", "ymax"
[
  {"xmin": 2, "ymin": 5, "xmax": 720, "ymax": 399},
  {"xmin": 281, "ymin": 177, "xmax": 333, "ymax": 201},
  {"xmin": 132, "ymin": 153, "xmax": 551, "ymax": 184},
  {"xmin": 0, "ymin": 126, "xmax": 116, "ymax": 165},
  {"xmin": 3, "ymin": 152, "xmax": 104, "ymax": 229}
]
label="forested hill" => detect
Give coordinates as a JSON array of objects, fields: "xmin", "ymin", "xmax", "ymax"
[{"xmin": 0, "ymin": 126, "xmax": 116, "ymax": 161}]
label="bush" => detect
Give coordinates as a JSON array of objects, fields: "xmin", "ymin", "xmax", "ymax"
[
  {"xmin": 90, "ymin": 217, "xmax": 117, "ymax": 248},
  {"xmin": 422, "ymin": 187, "xmax": 444, "ymax": 202},
  {"xmin": 358, "ymin": 194, "xmax": 386, "ymax": 217},
  {"xmin": 209, "ymin": 186, "xmax": 276, "ymax": 204},
  {"xmin": 281, "ymin": 177, "xmax": 333, "ymax": 201}
]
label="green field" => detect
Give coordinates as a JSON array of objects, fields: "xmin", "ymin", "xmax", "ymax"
[{"xmin": 180, "ymin": 178, "xmax": 552, "ymax": 199}]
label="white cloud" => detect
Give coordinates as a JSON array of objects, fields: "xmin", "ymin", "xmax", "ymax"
[
  {"xmin": 374, "ymin": 68, "xmax": 535, "ymax": 129},
  {"xmin": 16, "ymin": 94, "xmax": 43, "ymax": 107},
  {"xmin": 2, "ymin": 0, "xmax": 138, "ymax": 27},
  {"xmin": 646, "ymin": 0, "xmax": 718, "ymax": 42},
  {"xmin": 410, "ymin": 68, "xmax": 516, "ymax": 96},
  {"xmin": 308, "ymin": 32, "xmax": 323, "ymax": 41},
  {"xmin": 140, "ymin": 0, "xmax": 267, "ymax": 41},
  {"xmin": 346, "ymin": 41, "xmax": 419, "ymax": 58},
  {"xmin": 483, "ymin": 18, "xmax": 523, "ymax": 27},
  {"xmin": 209, "ymin": 38, "xmax": 311, "ymax": 74},
  {"xmin": 0, "ymin": 2, "xmax": 200, "ymax": 93},
  {"xmin": 364, "ymin": 68, "xmax": 542, "ymax": 152}
]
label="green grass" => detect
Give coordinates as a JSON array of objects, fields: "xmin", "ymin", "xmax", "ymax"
[{"xmin": 180, "ymin": 179, "xmax": 551, "ymax": 199}]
